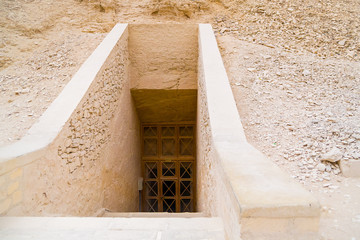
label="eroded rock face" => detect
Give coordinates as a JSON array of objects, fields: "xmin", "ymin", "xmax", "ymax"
[
  {"xmin": 150, "ymin": 0, "xmax": 210, "ymax": 18},
  {"xmin": 129, "ymin": 24, "xmax": 198, "ymax": 90}
]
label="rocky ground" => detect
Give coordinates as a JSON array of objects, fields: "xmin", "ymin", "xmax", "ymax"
[
  {"xmin": 0, "ymin": 0, "xmax": 359, "ymax": 239},
  {"xmin": 219, "ymin": 35, "xmax": 360, "ymax": 239}
]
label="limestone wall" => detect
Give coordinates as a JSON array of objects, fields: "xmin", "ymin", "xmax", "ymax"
[
  {"xmin": 197, "ymin": 24, "xmax": 321, "ymax": 240},
  {"xmin": 0, "ymin": 24, "xmax": 141, "ymax": 216},
  {"xmin": 129, "ymin": 24, "xmax": 198, "ymax": 90},
  {"xmin": 197, "ymin": 58, "xmax": 241, "ymax": 238}
]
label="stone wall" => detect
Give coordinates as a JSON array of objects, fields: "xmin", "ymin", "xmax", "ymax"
[
  {"xmin": 197, "ymin": 42, "xmax": 241, "ymax": 239},
  {"xmin": 0, "ymin": 24, "xmax": 141, "ymax": 216},
  {"xmin": 197, "ymin": 24, "xmax": 320, "ymax": 240}
]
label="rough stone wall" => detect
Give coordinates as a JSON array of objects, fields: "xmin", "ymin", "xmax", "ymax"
[
  {"xmin": 197, "ymin": 45, "xmax": 241, "ymax": 239},
  {"xmin": 129, "ymin": 24, "xmax": 198, "ymax": 90},
  {"xmin": 3, "ymin": 27, "xmax": 141, "ymax": 216}
]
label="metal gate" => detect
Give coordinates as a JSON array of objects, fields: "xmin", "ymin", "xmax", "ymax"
[{"xmin": 141, "ymin": 124, "xmax": 196, "ymax": 212}]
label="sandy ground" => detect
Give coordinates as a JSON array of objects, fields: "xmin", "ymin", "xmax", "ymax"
[{"xmin": 0, "ymin": 0, "xmax": 359, "ymax": 239}]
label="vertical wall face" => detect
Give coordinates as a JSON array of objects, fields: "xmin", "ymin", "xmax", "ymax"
[
  {"xmin": 196, "ymin": 47, "xmax": 241, "ymax": 238},
  {"xmin": 129, "ymin": 24, "xmax": 198, "ymax": 124},
  {"xmin": 0, "ymin": 25, "xmax": 141, "ymax": 216},
  {"xmin": 129, "ymin": 24, "xmax": 198, "ymax": 90},
  {"xmin": 197, "ymin": 24, "xmax": 320, "ymax": 240}
]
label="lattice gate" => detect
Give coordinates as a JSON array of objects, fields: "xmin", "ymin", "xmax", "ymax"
[{"xmin": 141, "ymin": 124, "xmax": 196, "ymax": 212}]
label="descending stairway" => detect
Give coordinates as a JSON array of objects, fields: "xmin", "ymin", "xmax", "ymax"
[{"xmin": 0, "ymin": 213, "xmax": 225, "ymax": 240}]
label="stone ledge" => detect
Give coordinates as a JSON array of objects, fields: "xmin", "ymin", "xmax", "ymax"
[{"xmin": 0, "ymin": 217, "xmax": 225, "ymax": 240}]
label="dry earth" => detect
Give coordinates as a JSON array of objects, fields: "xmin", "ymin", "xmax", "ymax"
[{"xmin": 0, "ymin": 0, "xmax": 359, "ymax": 239}]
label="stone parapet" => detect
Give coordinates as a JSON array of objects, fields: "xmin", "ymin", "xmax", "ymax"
[{"xmin": 197, "ymin": 24, "xmax": 320, "ymax": 240}]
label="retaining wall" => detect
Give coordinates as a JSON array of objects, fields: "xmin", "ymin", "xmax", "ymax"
[
  {"xmin": 197, "ymin": 24, "xmax": 320, "ymax": 239},
  {"xmin": 0, "ymin": 24, "xmax": 141, "ymax": 216}
]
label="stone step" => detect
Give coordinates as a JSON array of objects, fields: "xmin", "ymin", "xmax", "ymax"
[
  {"xmin": 102, "ymin": 211, "xmax": 206, "ymax": 218},
  {"xmin": 0, "ymin": 216, "xmax": 225, "ymax": 240}
]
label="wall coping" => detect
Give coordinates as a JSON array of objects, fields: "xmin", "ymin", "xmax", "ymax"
[
  {"xmin": 0, "ymin": 24, "xmax": 128, "ymax": 175},
  {"xmin": 198, "ymin": 24, "xmax": 320, "ymax": 218}
]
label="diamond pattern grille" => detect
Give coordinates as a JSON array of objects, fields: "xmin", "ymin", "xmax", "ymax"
[
  {"xmin": 144, "ymin": 127, "xmax": 157, "ymax": 137},
  {"xmin": 144, "ymin": 139, "xmax": 157, "ymax": 156},
  {"xmin": 162, "ymin": 139, "xmax": 175, "ymax": 156},
  {"xmin": 180, "ymin": 199, "xmax": 192, "ymax": 212},
  {"xmin": 179, "ymin": 126, "xmax": 193, "ymax": 136},
  {"xmin": 145, "ymin": 162, "xmax": 157, "ymax": 179},
  {"xmin": 142, "ymin": 124, "xmax": 195, "ymax": 213},
  {"xmin": 180, "ymin": 138, "xmax": 193, "ymax": 156},
  {"xmin": 162, "ymin": 127, "xmax": 175, "ymax": 137},
  {"xmin": 180, "ymin": 162, "xmax": 192, "ymax": 178},
  {"xmin": 145, "ymin": 181, "xmax": 158, "ymax": 197},
  {"xmin": 145, "ymin": 199, "xmax": 158, "ymax": 212},
  {"xmin": 163, "ymin": 199, "xmax": 176, "ymax": 212},
  {"xmin": 163, "ymin": 180, "xmax": 176, "ymax": 196},
  {"xmin": 180, "ymin": 181, "xmax": 192, "ymax": 196},
  {"xmin": 162, "ymin": 162, "xmax": 176, "ymax": 177}
]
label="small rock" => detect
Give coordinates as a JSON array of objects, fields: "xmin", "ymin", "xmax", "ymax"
[
  {"xmin": 352, "ymin": 132, "xmax": 360, "ymax": 140},
  {"xmin": 351, "ymin": 152, "xmax": 360, "ymax": 160},
  {"xmin": 64, "ymin": 138, "xmax": 72, "ymax": 148},
  {"xmin": 247, "ymin": 68, "xmax": 256, "ymax": 72},
  {"xmin": 338, "ymin": 40, "xmax": 346, "ymax": 46},
  {"xmin": 263, "ymin": 55, "xmax": 271, "ymax": 59},
  {"xmin": 323, "ymin": 175, "xmax": 331, "ymax": 181},
  {"xmin": 302, "ymin": 69, "xmax": 311, "ymax": 76},
  {"xmin": 317, "ymin": 163, "xmax": 326, "ymax": 172},
  {"xmin": 321, "ymin": 147, "xmax": 343, "ymax": 163},
  {"xmin": 294, "ymin": 151, "xmax": 302, "ymax": 155},
  {"xmin": 220, "ymin": 28, "xmax": 228, "ymax": 34}
]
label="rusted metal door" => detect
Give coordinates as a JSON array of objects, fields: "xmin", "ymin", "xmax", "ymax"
[{"xmin": 141, "ymin": 124, "xmax": 196, "ymax": 212}]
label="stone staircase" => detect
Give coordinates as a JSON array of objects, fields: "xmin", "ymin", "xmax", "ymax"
[{"xmin": 0, "ymin": 213, "xmax": 225, "ymax": 240}]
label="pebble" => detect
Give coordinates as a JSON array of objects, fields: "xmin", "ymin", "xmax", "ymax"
[
  {"xmin": 321, "ymin": 147, "xmax": 343, "ymax": 163},
  {"xmin": 338, "ymin": 40, "xmax": 346, "ymax": 46},
  {"xmin": 317, "ymin": 163, "xmax": 326, "ymax": 172},
  {"xmin": 302, "ymin": 69, "xmax": 311, "ymax": 76}
]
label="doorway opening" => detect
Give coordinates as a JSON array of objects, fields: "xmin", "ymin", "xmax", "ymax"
[{"xmin": 141, "ymin": 124, "xmax": 196, "ymax": 212}]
